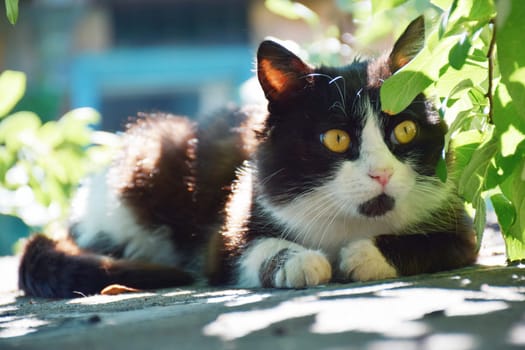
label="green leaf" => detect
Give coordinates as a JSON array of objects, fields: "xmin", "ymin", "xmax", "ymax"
[
  {"xmin": 457, "ymin": 132, "xmax": 498, "ymax": 239},
  {"xmin": 497, "ymin": 0, "xmax": 525, "ymax": 120},
  {"xmin": 381, "ymin": 70, "xmax": 433, "ymax": 115},
  {"xmin": 265, "ymin": 0, "xmax": 319, "ymax": 27},
  {"xmin": 0, "ymin": 111, "xmax": 42, "ymax": 151},
  {"xmin": 447, "ymin": 0, "xmax": 496, "ymax": 35},
  {"xmin": 493, "ymin": 83, "xmax": 525, "ymax": 134},
  {"xmin": 0, "ymin": 70, "xmax": 26, "ymax": 118},
  {"xmin": 491, "ymin": 193, "xmax": 516, "ymax": 232},
  {"xmin": 499, "ymin": 158, "xmax": 525, "ymax": 261},
  {"xmin": 458, "ymin": 135, "xmax": 497, "ymax": 199},
  {"xmin": 381, "ymin": 31, "xmax": 457, "ymax": 114},
  {"xmin": 500, "ymin": 125, "xmax": 525, "ymax": 157},
  {"xmin": 5, "ymin": 0, "xmax": 19, "ymax": 25},
  {"xmin": 432, "ymin": 0, "xmax": 455, "ymax": 11},
  {"xmin": 37, "ymin": 121, "xmax": 63, "ymax": 148},
  {"xmin": 507, "ymin": 67, "xmax": 525, "ymax": 120},
  {"xmin": 0, "ymin": 146, "xmax": 15, "ymax": 181},
  {"xmin": 450, "ymin": 129, "xmax": 483, "ymax": 170},
  {"xmin": 448, "ymin": 33, "xmax": 471, "ymax": 70},
  {"xmin": 371, "ymin": 0, "xmax": 408, "ymax": 14},
  {"xmin": 473, "ymin": 195, "xmax": 486, "ymax": 246},
  {"xmin": 435, "ymin": 155, "xmax": 448, "ymax": 182},
  {"xmin": 59, "ymin": 108, "xmax": 100, "ymax": 146},
  {"xmin": 467, "ymin": 86, "xmax": 487, "ymax": 109}
]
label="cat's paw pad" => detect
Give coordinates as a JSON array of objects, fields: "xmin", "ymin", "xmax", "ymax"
[
  {"xmin": 340, "ymin": 239, "xmax": 397, "ymax": 281},
  {"xmin": 265, "ymin": 249, "xmax": 332, "ymax": 288}
]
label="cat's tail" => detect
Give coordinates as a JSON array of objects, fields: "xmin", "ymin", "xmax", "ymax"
[{"xmin": 18, "ymin": 234, "xmax": 194, "ymax": 298}]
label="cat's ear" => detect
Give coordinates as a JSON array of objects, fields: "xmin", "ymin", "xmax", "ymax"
[
  {"xmin": 389, "ymin": 16, "xmax": 425, "ymax": 73},
  {"xmin": 257, "ymin": 40, "xmax": 314, "ymax": 102}
]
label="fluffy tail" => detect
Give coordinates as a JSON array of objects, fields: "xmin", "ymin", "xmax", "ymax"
[{"xmin": 19, "ymin": 235, "xmax": 194, "ymax": 298}]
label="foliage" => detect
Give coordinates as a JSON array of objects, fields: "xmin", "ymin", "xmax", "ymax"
[
  {"xmin": 0, "ymin": 70, "xmax": 113, "ymax": 232},
  {"xmin": 4, "ymin": 0, "xmax": 18, "ymax": 25},
  {"xmin": 267, "ymin": 0, "xmax": 525, "ymax": 261}
]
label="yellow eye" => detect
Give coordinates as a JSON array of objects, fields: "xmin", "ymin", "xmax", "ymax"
[
  {"xmin": 392, "ymin": 120, "xmax": 417, "ymax": 144},
  {"xmin": 321, "ymin": 129, "xmax": 350, "ymax": 153}
]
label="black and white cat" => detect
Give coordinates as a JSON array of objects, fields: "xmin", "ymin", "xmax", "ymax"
[{"xmin": 19, "ymin": 16, "xmax": 477, "ymax": 298}]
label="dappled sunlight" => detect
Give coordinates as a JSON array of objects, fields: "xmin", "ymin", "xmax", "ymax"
[
  {"xmin": 0, "ymin": 315, "xmax": 49, "ymax": 338},
  {"xmin": 225, "ymin": 293, "xmax": 272, "ymax": 307},
  {"xmin": 509, "ymin": 321, "xmax": 525, "ymax": 346},
  {"xmin": 0, "ymin": 295, "xmax": 18, "ymax": 308},
  {"xmin": 68, "ymin": 292, "xmax": 157, "ymax": 305},
  {"xmin": 378, "ymin": 285, "xmax": 525, "ymax": 302},
  {"xmin": 203, "ymin": 284, "xmax": 524, "ymax": 341},
  {"xmin": 193, "ymin": 289, "xmax": 252, "ymax": 298},
  {"xmin": 316, "ymin": 281, "xmax": 411, "ymax": 298},
  {"xmin": 191, "ymin": 289, "xmax": 274, "ymax": 306},
  {"xmin": 445, "ymin": 300, "xmax": 507, "ymax": 317},
  {"xmin": 161, "ymin": 290, "xmax": 194, "ymax": 297},
  {"xmin": 422, "ymin": 334, "xmax": 479, "ymax": 350},
  {"xmin": 366, "ymin": 333, "xmax": 478, "ymax": 350},
  {"xmin": 310, "ymin": 297, "xmax": 430, "ymax": 337},
  {"xmin": 203, "ymin": 297, "xmax": 322, "ymax": 340}
]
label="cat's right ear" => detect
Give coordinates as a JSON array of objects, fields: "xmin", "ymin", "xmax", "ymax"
[
  {"xmin": 257, "ymin": 40, "xmax": 314, "ymax": 102},
  {"xmin": 389, "ymin": 16, "xmax": 425, "ymax": 73}
]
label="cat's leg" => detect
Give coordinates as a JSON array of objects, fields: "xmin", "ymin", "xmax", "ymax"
[
  {"xmin": 339, "ymin": 239, "xmax": 398, "ymax": 281},
  {"xmin": 238, "ymin": 237, "xmax": 332, "ymax": 288},
  {"xmin": 339, "ymin": 231, "xmax": 477, "ymax": 281}
]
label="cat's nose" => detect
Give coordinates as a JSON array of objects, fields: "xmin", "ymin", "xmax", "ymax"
[{"xmin": 368, "ymin": 168, "xmax": 393, "ymax": 187}]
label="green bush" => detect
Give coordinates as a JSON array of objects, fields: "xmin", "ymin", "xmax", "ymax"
[{"xmin": 0, "ymin": 70, "xmax": 113, "ymax": 236}]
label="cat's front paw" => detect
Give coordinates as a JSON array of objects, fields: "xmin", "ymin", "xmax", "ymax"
[
  {"xmin": 340, "ymin": 239, "xmax": 398, "ymax": 282},
  {"xmin": 261, "ymin": 249, "xmax": 332, "ymax": 288}
]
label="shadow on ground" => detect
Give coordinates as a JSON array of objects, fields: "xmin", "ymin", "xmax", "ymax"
[{"xmin": 0, "ymin": 263, "xmax": 524, "ymax": 350}]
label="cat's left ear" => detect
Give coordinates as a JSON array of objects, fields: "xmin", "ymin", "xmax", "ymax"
[
  {"xmin": 257, "ymin": 40, "xmax": 314, "ymax": 102},
  {"xmin": 389, "ymin": 16, "xmax": 425, "ymax": 73}
]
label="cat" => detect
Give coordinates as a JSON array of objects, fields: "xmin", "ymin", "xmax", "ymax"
[{"xmin": 18, "ymin": 16, "xmax": 477, "ymax": 298}]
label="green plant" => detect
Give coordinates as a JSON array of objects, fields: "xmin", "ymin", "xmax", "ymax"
[
  {"xmin": 0, "ymin": 70, "xmax": 113, "ymax": 233},
  {"xmin": 4, "ymin": 0, "xmax": 18, "ymax": 25},
  {"xmin": 267, "ymin": 0, "xmax": 525, "ymax": 262}
]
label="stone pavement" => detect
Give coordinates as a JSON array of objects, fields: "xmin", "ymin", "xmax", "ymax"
[{"xmin": 0, "ymin": 227, "xmax": 524, "ymax": 350}]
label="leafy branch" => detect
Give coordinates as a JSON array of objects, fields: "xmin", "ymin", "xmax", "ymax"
[{"xmin": 486, "ymin": 18, "xmax": 496, "ymax": 124}]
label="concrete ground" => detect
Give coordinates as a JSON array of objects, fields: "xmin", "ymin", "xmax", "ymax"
[{"xmin": 0, "ymin": 224, "xmax": 524, "ymax": 350}]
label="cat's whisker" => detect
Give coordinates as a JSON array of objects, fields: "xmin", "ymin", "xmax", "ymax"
[
  {"xmin": 280, "ymin": 190, "xmax": 341, "ymax": 245},
  {"xmin": 328, "ymin": 75, "xmax": 347, "ymax": 113},
  {"xmin": 258, "ymin": 168, "xmax": 285, "ymax": 186},
  {"xmin": 315, "ymin": 200, "xmax": 349, "ymax": 250},
  {"xmin": 305, "ymin": 72, "xmax": 347, "ymax": 116}
]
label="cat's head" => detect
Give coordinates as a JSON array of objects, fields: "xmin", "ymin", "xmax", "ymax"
[{"xmin": 255, "ymin": 17, "xmax": 449, "ymax": 229}]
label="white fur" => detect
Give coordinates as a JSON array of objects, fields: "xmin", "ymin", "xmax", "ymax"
[
  {"xmin": 340, "ymin": 239, "xmax": 398, "ymax": 281},
  {"xmin": 70, "ymin": 169, "xmax": 179, "ymax": 266},
  {"xmin": 274, "ymin": 249, "xmax": 332, "ymax": 288},
  {"xmin": 237, "ymin": 237, "xmax": 331, "ymax": 288}
]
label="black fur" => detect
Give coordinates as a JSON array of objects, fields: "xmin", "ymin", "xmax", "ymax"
[{"xmin": 19, "ymin": 235, "xmax": 193, "ymax": 298}]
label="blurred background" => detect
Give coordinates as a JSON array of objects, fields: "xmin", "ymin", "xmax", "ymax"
[
  {"xmin": 2, "ymin": 0, "xmax": 338, "ymax": 129},
  {"xmin": 0, "ymin": 0, "xmax": 434, "ymax": 254}
]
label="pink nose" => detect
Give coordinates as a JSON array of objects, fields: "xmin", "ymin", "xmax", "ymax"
[{"xmin": 369, "ymin": 168, "xmax": 393, "ymax": 187}]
